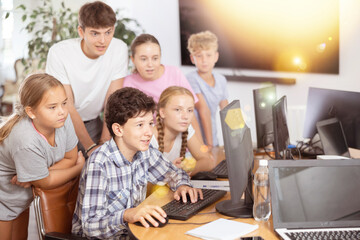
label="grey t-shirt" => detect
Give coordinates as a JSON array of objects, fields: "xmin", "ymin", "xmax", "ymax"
[{"xmin": 0, "ymin": 115, "xmax": 78, "ymax": 220}]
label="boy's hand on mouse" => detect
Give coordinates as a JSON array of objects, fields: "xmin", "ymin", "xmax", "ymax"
[
  {"xmin": 174, "ymin": 185, "xmax": 203, "ymax": 203},
  {"xmin": 124, "ymin": 205, "xmax": 167, "ymax": 228}
]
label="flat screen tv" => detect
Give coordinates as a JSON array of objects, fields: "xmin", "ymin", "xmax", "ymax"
[{"xmin": 179, "ymin": 0, "xmax": 339, "ymax": 74}]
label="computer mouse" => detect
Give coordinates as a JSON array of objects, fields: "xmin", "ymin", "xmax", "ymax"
[
  {"xmin": 134, "ymin": 216, "xmax": 169, "ymax": 228},
  {"xmin": 191, "ymin": 171, "xmax": 218, "ymax": 180}
]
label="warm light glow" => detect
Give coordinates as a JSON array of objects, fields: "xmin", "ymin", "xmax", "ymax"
[
  {"xmin": 316, "ymin": 43, "xmax": 326, "ymax": 53},
  {"xmin": 196, "ymin": 0, "xmax": 338, "ymax": 73},
  {"xmin": 200, "ymin": 145, "xmax": 209, "ymax": 153},
  {"xmin": 293, "ymin": 57, "xmax": 301, "ymax": 65}
]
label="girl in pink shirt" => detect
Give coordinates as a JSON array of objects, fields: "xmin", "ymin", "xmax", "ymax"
[{"xmin": 124, "ymin": 33, "xmax": 204, "ymax": 143}]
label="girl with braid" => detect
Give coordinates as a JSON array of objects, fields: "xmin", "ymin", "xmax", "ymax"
[{"xmin": 150, "ymin": 86, "xmax": 215, "ymax": 176}]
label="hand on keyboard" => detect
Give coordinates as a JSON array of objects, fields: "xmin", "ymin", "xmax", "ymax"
[
  {"xmin": 162, "ymin": 189, "xmax": 227, "ymax": 220},
  {"xmin": 174, "ymin": 185, "xmax": 203, "ymax": 203}
]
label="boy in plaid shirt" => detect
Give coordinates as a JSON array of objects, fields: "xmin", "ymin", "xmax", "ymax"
[{"xmin": 72, "ymin": 87, "xmax": 202, "ymax": 239}]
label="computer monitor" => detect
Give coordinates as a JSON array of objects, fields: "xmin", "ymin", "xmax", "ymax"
[
  {"xmin": 253, "ymin": 85, "xmax": 277, "ymax": 149},
  {"xmin": 269, "ymin": 159, "xmax": 360, "ymax": 232},
  {"xmin": 215, "ymin": 100, "xmax": 254, "ymax": 218},
  {"xmin": 303, "ymin": 87, "xmax": 360, "ymax": 149},
  {"xmin": 316, "ymin": 118, "xmax": 350, "ymax": 157},
  {"xmin": 272, "ymin": 96, "xmax": 291, "ymax": 159}
]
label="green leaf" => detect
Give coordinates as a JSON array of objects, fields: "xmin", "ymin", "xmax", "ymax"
[
  {"xmin": 22, "ymin": 15, "xmax": 27, "ymax": 22},
  {"xmin": 17, "ymin": 4, "xmax": 26, "ymax": 10},
  {"xmin": 5, "ymin": 12, "xmax": 10, "ymax": 19}
]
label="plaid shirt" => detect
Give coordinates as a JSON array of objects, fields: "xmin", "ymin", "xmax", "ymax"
[{"xmin": 72, "ymin": 138, "xmax": 191, "ymax": 239}]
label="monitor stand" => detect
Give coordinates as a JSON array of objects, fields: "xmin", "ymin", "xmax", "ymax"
[
  {"xmin": 216, "ymin": 200, "xmax": 253, "ymax": 218},
  {"xmin": 215, "ymin": 181, "xmax": 253, "ymax": 218}
]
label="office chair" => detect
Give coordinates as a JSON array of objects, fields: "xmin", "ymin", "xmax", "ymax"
[{"xmin": 32, "ymin": 176, "xmax": 86, "ymax": 240}]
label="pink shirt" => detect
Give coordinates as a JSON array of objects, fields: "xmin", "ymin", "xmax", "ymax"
[{"xmin": 124, "ymin": 65, "xmax": 198, "ymax": 103}]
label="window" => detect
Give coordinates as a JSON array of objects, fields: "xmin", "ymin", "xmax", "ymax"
[{"xmin": 1, "ymin": 0, "xmax": 15, "ymax": 81}]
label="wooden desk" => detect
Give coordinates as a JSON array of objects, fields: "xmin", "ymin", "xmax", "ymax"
[{"xmin": 129, "ymin": 147, "xmax": 279, "ymax": 240}]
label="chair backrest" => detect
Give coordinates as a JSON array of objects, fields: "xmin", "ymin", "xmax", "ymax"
[{"xmin": 32, "ymin": 176, "xmax": 80, "ymax": 239}]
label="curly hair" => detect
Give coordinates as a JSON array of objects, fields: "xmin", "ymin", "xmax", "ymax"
[
  {"xmin": 156, "ymin": 86, "xmax": 194, "ymax": 158},
  {"xmin": 105, "ymin": 87, "xmax": 156, "ymax": 137},
  {"xmin": 187, "ymin": 30, "xmax": 218, "ymax": 54}
]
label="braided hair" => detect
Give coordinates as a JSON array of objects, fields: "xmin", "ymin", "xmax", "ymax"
[{"xmin": 156, "ymin": 86, "xmax": 194, "ymax": 158}]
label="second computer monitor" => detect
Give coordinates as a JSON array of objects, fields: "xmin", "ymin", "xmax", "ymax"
[
  {"xmin": 253, "ymin": 85, "xmax": 277, "ymax": 149},
  {"xmin": 303, "ymin": 87, "xmax": 360, "ymax": 149},
  {"xmin": 273, "ymin": 96, "xmax": 290, "ymax": 159},
  {"xmin": 216, "ymin": 100, "xmax": 254, "ymax": 218},
  {"xmin": 316, "ymin": 118, "xmax": 350, "ymax": 157}
]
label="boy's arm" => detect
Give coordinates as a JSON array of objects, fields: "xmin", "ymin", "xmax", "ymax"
[
  {"xmin": 195, "ymin": 93, "xmax": 213, "ymax": 147},
  {"xmin": 63, "ymin": 84, "xmax": 99, "ymax": 153},
  {"xmin": 98, "ymin": 78, "xmax": 124, "ymax": 145},
  {"xmin": 80, "ymin": 159, "xmax": 128, "ymax": 238},
  {"xmin": 219, "ymin": 99, "xmax": 229, "ymax": 110},
  {"xmin": 147, "ymin": 148, "xmax": 192, "ymax": 190}
]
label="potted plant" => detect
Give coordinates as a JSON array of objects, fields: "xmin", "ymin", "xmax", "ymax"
[{"xmin": 16, "ymin": 0, "xmax": 142, "ymax": 70}]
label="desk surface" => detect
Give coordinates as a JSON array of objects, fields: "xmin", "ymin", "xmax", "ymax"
[{"xmin": 129, "ymin": 147, "xmax": 279, "ymax": 240}]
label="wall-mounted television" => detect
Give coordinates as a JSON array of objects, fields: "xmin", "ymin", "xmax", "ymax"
[{"xmin": 179, "ymin": 0, "xmax": 339, "ymax": 74}]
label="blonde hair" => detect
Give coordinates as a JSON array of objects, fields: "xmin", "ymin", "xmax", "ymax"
[
  {"xmin": 0, "ymin": 73, "xmax": 64, "ymax": 144},
  {"xmin": 156, "ymin": 86, "xmax": 194, "ymax": 158},
  {"xmin": 187, "ymin": 30, "xmax": 218, "ymax": 54}
]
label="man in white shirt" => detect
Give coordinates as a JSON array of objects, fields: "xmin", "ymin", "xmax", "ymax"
[{"xmin": 46, "ymin": 1, "xmax": 128, "ymax": 156}]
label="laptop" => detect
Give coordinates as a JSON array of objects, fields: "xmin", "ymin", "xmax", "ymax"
[
  {"xmin": 316, "ymin": 118, "xmax": 351, "ymax": 158},
  {"xmin": 269, "ymin": 159, "xmax": 360, "ymax": 240}
]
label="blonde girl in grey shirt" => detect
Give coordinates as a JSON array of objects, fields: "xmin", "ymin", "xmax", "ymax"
[{"xmin": 0, "ymin": 73, "xmax": 85, "ymax": 240}]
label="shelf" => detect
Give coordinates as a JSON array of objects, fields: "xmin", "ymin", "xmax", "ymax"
[{"xmin": 225, "ymin": 75, "xmax": 296, "ymax": 85}]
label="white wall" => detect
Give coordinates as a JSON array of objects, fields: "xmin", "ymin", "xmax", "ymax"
[{"xmin": 106, "ymin": 0, "xmax": 360, "ymax": 145}]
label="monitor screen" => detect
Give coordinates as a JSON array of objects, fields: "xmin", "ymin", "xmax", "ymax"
[
  {"xmin": 272, "ymin": 96, "xmax": 290, "ymax": 159},
  {"xmin": 216, "ymin": 100, "xmax": 254, "ymax": 218},
  {"xmin": 253, "ymin": 85, "xmax": 277, "ymax": 149},
  {"xmin": 316, "ymin": 118, "xmax": 350, "ymax": 157},
  {"xmin": 269, "ymin": 159, "xmax": 360, "ymax": 229},
  {"xmin": 179, "ymin": 0, "xmax": 339, "ymax": 74},
  {"xmin": 303, "ymin": 87, "xmax": 360, "ymax": 149}
]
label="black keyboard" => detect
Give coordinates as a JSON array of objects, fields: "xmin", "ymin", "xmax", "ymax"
[
  {"xmin": 162, "ymin": 189, "xmax": 227, "ymax": 221},
  {"xmin": 212, "ymin": 159, "xmax": 228, "ymax": 178},
  {"xmin": 285, "ymin": 230, "xmax": 360, "ymax": 240}
]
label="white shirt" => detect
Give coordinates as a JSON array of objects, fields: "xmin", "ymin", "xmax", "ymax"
[
  {"xmin": 46, "ymin": 38, "xmax": 128, "ymax": 121},
  {"xmin": 150, "ymin": 124, "xmax": 195, "ymax": 162}
]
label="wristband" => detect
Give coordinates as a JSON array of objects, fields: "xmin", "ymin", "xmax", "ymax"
[{"xmin": 85, "ymin": 143, "xmax": 97, "ymax": 155}]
